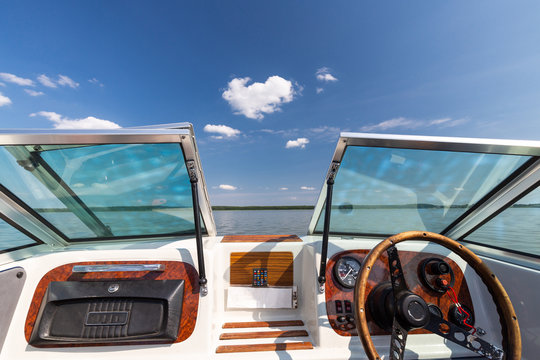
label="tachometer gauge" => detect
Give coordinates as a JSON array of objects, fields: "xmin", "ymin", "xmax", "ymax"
[{"xmin": 333, "ymin": 256, "xmax": 361, "ymax": 288}]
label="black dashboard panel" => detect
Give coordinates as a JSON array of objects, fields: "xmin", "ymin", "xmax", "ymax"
[{"xmin": 29, "ymin": 279, "xmax": 184, "ymax": 345}]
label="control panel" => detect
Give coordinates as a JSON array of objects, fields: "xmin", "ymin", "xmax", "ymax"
[{"xmin": 325, "ymin": 250, "xmax": 474, "ymax": 336}]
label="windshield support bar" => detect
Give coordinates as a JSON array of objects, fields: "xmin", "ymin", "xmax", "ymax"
[
  {"xmin": 187, "ymin": 160, "xmax": 208, "ymax": 295},
  {"xmin": 318, "ymin": 161, "xmax": 340, "ymax": 292},
  {"xmin": 6, "ymin": 146, "xmax": 114, "ymax": 238}
]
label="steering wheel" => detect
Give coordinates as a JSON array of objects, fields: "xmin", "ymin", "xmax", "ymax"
[{"xmin": 353, "ymin": 231, "xmax": 521, "ymax": 360}]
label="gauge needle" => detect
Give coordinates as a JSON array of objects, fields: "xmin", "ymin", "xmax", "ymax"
[{"xmin": 344, "ymin": 267, "xmax": 353, "ymax": 278}]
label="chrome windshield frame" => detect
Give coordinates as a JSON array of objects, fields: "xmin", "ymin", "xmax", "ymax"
[
  {"xmin": 308, "ymin": 132, "xmax": 540, "ymax": 240},
  {"xmin": 0, "ymin": 126, "xmax": 216, "ymax": 248}
]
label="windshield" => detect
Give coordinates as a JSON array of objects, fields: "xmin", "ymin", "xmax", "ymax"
[
  {"xmin": 314, "ymin": 145, "xmax": 530, "ymax": 235},
  {"xmin": 0, "ymin": 214, "xmax": 43, "ymax": 253},
  {"xmin": 465, "ymin": 184, "xmax": 540, "ymax": 256},
  {"xmin": 0, "ymin": 143, "xmax": 202, "ymax": 241}
]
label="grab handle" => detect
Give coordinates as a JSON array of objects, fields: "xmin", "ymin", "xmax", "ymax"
[{"xmin": 72, "ymin": 264, "xmax": 165, "ymax": 273}]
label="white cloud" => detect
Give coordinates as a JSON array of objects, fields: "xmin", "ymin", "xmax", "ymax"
[
  {"xmin": 25, "ymin": 89, "xmax": 44, "ymax": 97},
  {"xmin": 286, "ymin": 137, "xmax": 309, "ymax": 149},
  {"xmin": 203, "ymin": 124, "xmax": 241, "ymax": 138},
  {"xmin": 428, "ymin": 117, "xmax": 451, "ymax": 126},
  {"xmin": 258, "ymin": 126, "xmax": 341, "ymax": 144},
  {"xmin": 57, "ymin": 75, "xmax": 79, "ymax": 88},
  {"xmin": 219, "ymin": 184, "xmax": 237, "ymax": 191},
  {"xmin": 0, "ymin": 72, "xmax": 35, "ymax": 86},
  {"xmin": 0, "ymin": 82, "xmax": 5, "ymax": 87},
  {"xmin": 429, "ymin": 117, "xmax": 468, "ymax": 127},
  {"xmin": 222, "ymin": 75, "xmax": 295, "ymax": 120},
  {"xmin": 317, "ymin": 73, "xmax": 338, "ymax": 82},
  {"xmin": 361, "ymin": 117, "xmax": 468, "ymax": 132},
  {"xmin": 316, "ymin": 67, "xmax": 338, "ymax": 82},
  {"xmin": 316, "ymin": 87, "xmax": 324, "ymax": 94},
  {"xmin": 300, "ymin": 186, "xmax": 316, "ymax": 191},
  {"xmin": 30, "ymin": 111, "xmax": 121, "ymax": 129},
  {"xmin": 361, "ymin": 117, "xmax": 417, "ymax": 131},
  {"xmin": 0, "ymin": 93, "xmax": 12, "ymax": 107},
  {"xmin": 88, "ymin": 78, "xmax": 104, "ymax": 87},
  {"xmin": 37, "ymin": 74, "xmax": 57, "ymax": 88},
  {"xmin": 279, "ymin": 187, "xmax": 288, "ymax": 191}
]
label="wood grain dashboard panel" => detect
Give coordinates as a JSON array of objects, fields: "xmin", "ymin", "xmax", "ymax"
[
  {"xmin": 325, "ymin": 250, "xmax": 474, "ymax": 336},
  {"xmin": 222, "ymin": 235, "xmax": 302, "ymax": 243},
  {"xmin": 25, "ymin": 260, "xmax": 199, "ymax": 347},
  {"xmin": 230, "ymin": 252, "xmax": 293, "ymax": 286}
]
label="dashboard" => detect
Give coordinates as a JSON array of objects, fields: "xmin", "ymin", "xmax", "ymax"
[
  {"xmin": 0, "ymin": 235, "xmax": 508, "ymax": 360},
  {"xmin": 325, "ymin": 249, "xmax": 475, "ymax": 336}
]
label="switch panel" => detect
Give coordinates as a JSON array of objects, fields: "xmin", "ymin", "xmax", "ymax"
[
  {"xmin": 252, "ymin": 268, "xmax": 268, "ymax": 287},
  {"xmin": 344, "ymin": 300, "xmax": 352, "ymax": 313},
  {"xmin": 335, "ymin": 300, "xmax": 343, "ymax": 313}
]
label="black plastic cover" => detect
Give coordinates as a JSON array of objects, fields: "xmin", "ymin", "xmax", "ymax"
[{"xmin": 29, "ymin": 279, "xmax": 184, "ymax": 345}]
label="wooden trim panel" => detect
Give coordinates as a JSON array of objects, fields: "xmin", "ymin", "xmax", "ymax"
[
  {"xmin": 216, "ymin": 342, "xmax": 313, "ymax": 353},
  {"xmin": 25, "ymin": 261, "xmax": 199, "ymax": 347},
  {"xmin": 220, "ymin": 330, "xmax": 308, "ymax": 340},
  {"xmin": 230, "ymin": 252, "xmax": 293, "ymax": 286},
  {"xmin": 222, "ymin": 320, "xmax": 304, "ymax": 328},
  {"xmin": 222, "ymin": 234, "xmax": 302, "ymax": 243},
  {"xmin": 325, "ymin": 249, "xmax": 474, "ymax": 336}
]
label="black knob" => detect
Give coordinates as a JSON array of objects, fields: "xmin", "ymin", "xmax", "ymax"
[
  {"xmin": 346, "ymin": 315, "xmax": 355, "ymax": 323},
  {"xmin": 337, "ymin": 316, "xmax": 347, "ymax": 323},
  {"xmin": 431, "ymin": 260, "xmax": 450, "ymax": 275}
]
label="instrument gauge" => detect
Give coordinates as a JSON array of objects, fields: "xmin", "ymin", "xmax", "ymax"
[{"xmin": 333, "ymin": 256, "xmax": 361, "ymax": 288}]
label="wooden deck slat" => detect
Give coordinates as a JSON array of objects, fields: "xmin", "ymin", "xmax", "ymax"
[
  {"xmin": 220, "ymin": 330, "xmax": 308, "ymax": 340},
  {"xmin": 221, "ymin": 234, "xmax": 302, "ymax": 243},
  {"xmin": 222, "ymin": 320, "xmax": 304, "ymax": 329},
  {"xmin": 216, "ymin": 341, "xmax": 313, "ymax": 353}
]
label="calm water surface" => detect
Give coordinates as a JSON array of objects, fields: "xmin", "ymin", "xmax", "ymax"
[
  {"xmin": 2, "ymin": 208, "xmax": 537, "ymax": 255},
  {"xmin": 213, "ymin": 209, "xmax": 313, "ymax": 236}
]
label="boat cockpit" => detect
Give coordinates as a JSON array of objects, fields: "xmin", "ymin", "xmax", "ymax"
[{"xmin": 0, "ymin": 125, "xmax": 538, "ymax": 359}]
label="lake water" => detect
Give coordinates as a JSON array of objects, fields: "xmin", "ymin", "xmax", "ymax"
[
  {"xmin": 2, "ymin": 208, "xmax": 538, "ymax": 256},
  {"xmin": 213, "ymin": 209, "xmax": 540, "ymax": 256},
  {"xmin": 213, "ymin": 209, "xmax": 314, "ymax": 235}
]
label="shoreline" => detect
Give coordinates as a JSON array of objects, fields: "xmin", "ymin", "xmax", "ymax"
[{"xmin": 212, "ymin": 205, "xmax": 314, "ymax": 211}]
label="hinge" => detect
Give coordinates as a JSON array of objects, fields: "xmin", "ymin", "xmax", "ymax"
[
  {"xmin": 326, "ymin": 161, "xmax": 340, "ymax": 183},
  {"xmin": 186, "ymin": 160, "xmax": 198, "ymax": 183}
]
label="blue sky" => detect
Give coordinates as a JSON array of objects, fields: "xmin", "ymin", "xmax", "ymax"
[{"xmin": 1, "ymin": 1, "xmax": 540, "ymax": 205}]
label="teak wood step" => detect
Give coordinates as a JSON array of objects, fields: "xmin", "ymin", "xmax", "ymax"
[
  {"xmin": 220, "ymin": 330, "xmax": 308, "ymax": 340},
  {"xmin": 215, "ymin": 342, "xmax": 313, "ymax": 353},
  {"xmin": 222, "ymin": 320, "xmax": 304, "ymax": 329}
]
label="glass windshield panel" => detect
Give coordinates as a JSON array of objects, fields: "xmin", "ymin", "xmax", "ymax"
[
  {"xmin": 465, "ymin": 185, "xmax": 540, "ymax": 256},
  {"xmin": 0, "ymin": 216, "xmax": 40, "ymax": 252},
  {"xmin": 315, "ymin": 146, "xmax": 530, "ymax": 235},
  {"xmin": 0, "ymin": 143, "xmax": 200, "ymax": 240}
]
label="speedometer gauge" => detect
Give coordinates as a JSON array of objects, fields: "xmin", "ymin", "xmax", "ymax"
[{"xmin": 333, "ymin": 256, "xmax": 361, "ymax": 288}]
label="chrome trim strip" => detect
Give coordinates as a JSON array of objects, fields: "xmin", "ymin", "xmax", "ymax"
[
  {"xmin": 72, "ymin": 264, "xmax": 165, "ymax": 273},
  {"xmin": 0, "ymin": 129, "xmax": 189, "ymax": 145},
  {"xmin": 341, "ymin": 132, "xmax": 540, "ymax": 156}
]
